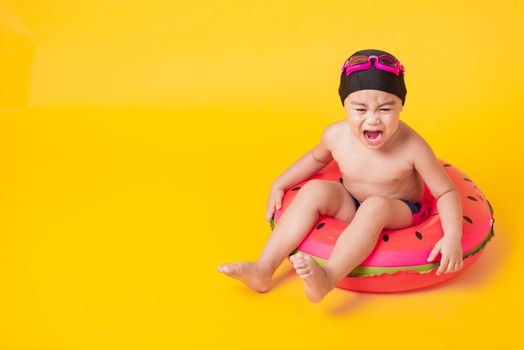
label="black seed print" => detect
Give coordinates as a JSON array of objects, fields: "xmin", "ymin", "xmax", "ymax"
[
  {"xmin": 415, "ymin": 231, "xmax": 423, "ymax": 240},
  {"xmin": 382, "ymin": 234, "xmax": 389, "ymax": 242},
  {"xmin": 316, "ymin": 223, "xmax": 325, "ymax": 230},
  {"xmin": 463, "ymin": 216, "xmax": 473, "ymax": 223},
  {"xmin": 464, "ymin": 178, "xmax": 472, "ymax": 182},
  {"xmin": 339, "ymin": 177, "xmax": 343, "ymax": 183},
  {"xmin": 467, "ymin": 196, "xmax": 478, "ymax": 201},
  {"xmin": 291, "ymin": 187, "xmax": 301, "ymax": 191},
  {"xmin": 443, "ymin": 163, "xmax": 452, "ymax": 167}
]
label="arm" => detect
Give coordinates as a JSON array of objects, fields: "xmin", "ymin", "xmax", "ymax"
[
  {"xmin": 411, "ymin": 134, "xmax": 464, "ymax": 275},
  {"xmin": 272, "ymin": 124, "xmax": 336, "ymax": 191},
  {"xmin": 411, "ymin": 136, "xmax": 462, "ymax": 239}
]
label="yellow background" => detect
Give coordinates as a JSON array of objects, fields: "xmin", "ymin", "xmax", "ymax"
[{"xmin": 1, "ymin": 0, "xmax": 523, "ymax": 348}]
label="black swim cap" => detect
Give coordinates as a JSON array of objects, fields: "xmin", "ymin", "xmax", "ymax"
[{"xmin": 338, "ymin": 49, "xmax": 407, "ymax": 107}]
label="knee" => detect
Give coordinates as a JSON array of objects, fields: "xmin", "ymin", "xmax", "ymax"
[
  {"xmin": 300, "ymin": 179, "xmax": 326, "ymax": 194},
  {"xmin": 359, "ymin": 195, "xmax": 391, "ymax": 218},
  {"xmin": 295, "ymin": 179, "xmax": 331, "ymax": 204}
]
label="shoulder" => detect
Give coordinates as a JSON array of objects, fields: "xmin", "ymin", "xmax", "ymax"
[
  {"xmin": 321, "ymin": 120, "xmax": 346, "ymax": 148},
  {"xmin": 399, "ymin": 121, "xmax": 436, "ymax": 163},
  {"xmin": 398, "ymin": 121, "xmax": 428, "ymax": 146}
]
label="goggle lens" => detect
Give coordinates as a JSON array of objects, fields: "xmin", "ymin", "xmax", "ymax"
[
  {"xmin": 378, "ymin": 55, "xmax": 397, "ymax": 66},
  {"xmin": 348, "ymin": 54, "xmax": 398, "ymax": 67},
  {"xmin": 348, "ymin": 55, "xmax": 369, "ymax": 65}
]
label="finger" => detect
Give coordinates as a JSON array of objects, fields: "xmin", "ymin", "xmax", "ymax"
[
  {"xmin": 445, "ymin": 260, "xmax": 456, "ymax": 274},
  {"xmin": 454, "ymin": 260, "xmax": 463, "ymax": 272},
  {"xmin": 275, "ymin": 194, "xmax": 283, "ymax": 210},
  {"xmin": 446, "ymin": 261, "xmax": 455, "ymax": 273},
  {"xmin": 266, "ymin": 201, "xmax": 274, "ymax": 220},
  {"xmin": 427, "ymin": 245, "xmax": 441, "ymax": 262},
  {"xmin": 437, "ymin": 257, "xmax": 449, "ymax": 276}
]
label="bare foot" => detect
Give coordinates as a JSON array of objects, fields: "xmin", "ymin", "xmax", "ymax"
[
  {"xmin": 217, "ymin": 262, "xmax": 272, "ymax": 293},
  {"xmin": 290, "ymin": 252, "xmax": 334, "ymax": 303}
]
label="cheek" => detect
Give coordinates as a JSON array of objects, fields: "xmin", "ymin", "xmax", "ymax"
[
  {"xmin": 385, "ymin": 119, "xmax": 400, "ymax": 135},
  {"xmin": 348, "ymin": 121, "xmax": 363, "ymax": 137},
  {"xmin": 348, "ymin": 114, "xmax": 364, "ymax": 124},
  {"xmin": 347, "ymin": 116, "xmax": 360, "ymax": 126}
]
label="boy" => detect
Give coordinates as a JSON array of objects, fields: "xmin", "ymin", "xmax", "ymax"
[{"xmin": 218, "ymin": 49, "xmax": 463, "ymax": 303}]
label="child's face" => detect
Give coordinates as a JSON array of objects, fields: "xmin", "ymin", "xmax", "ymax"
[{"xmin": 343, "ymin": 89, "xmax": 403, "ymax": 150}]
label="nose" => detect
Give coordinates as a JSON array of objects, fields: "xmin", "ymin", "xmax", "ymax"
[{"xmin": 365, "ymin": 113, "xmax": 380, "ymax": 125}]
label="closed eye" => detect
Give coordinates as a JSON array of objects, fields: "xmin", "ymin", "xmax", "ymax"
[{"xmin": 354, "ymin": 108, "xmax": 390, "ymax": 112}]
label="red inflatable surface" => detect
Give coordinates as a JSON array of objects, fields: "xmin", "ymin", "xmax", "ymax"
[{"xmin": 271, "ymin": 160, "xmax": 494, "ymax": 293}]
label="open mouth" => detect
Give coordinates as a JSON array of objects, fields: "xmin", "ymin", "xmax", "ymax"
[{"xmin": 363, "ymin": 130, "xmax": 383, "ymax": 144}]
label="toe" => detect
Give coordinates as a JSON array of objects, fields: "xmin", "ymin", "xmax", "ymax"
[
  {"xmin": 294, "ymin": 252, "xmax": 303, "ymax": 260},
  {"xmin": 302, "ymin": 254, "xmax": 316, "ymax": 265},
  {"xmin": 291, "ymin": 253, "xmax": 303, "ymax": 262},
  {"xmin": 219, "ymin": 263, "xmax": 239, "ymax": 275},
  {"xmin": 291, "ymin": 255, "xmax": 304, "ymax": 265},
  {"xmin": 230, "ymin": 263, "xmax": 242, "ymax": 274},
  {"xmin": 304, "ymin": 254, "xmax": 313, "ymax": 262},
  {"xmin": 293, "ymin": 261, "xmax": 306, "ymax": 269},
  {"xmin": 296, "ymin": 267, "xmax": 310, "ymax": 275}
]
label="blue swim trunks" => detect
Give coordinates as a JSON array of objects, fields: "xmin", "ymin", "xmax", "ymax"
[
  {"xmin": 348, "ymin": 192, "xmax": 429, "ymax": 226},
  {"xmin": 350, "ymin": 194, "xmax": 424, "ymax": 217}
]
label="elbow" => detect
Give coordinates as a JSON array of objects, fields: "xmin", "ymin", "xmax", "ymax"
[
  {"xmin": 434, "ymin": 186, "xmax": 458, "ymax": 202},
  {"xmin": 310, "ymin": 150, "xmax": 331, "ymax": 166}
]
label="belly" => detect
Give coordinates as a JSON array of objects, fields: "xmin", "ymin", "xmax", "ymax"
[{"xmin": 342, "ymin": 173, "xmax": 425, "ymax": 203}]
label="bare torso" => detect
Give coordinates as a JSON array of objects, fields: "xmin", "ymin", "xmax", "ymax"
[{"xmin": 330, "ymin": 120, "xmax": 425, "ymax": 203}]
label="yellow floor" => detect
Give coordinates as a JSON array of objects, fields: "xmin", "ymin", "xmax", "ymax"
[{"xmin": 1, "ymin": 1, "xmax": 524, "ymax": 349}]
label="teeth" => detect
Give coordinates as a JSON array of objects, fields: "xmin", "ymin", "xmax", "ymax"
[
  {"xmin": 364, "ymin": 130, "xmax": 383, "ymax": 143},
  {"xmin": 365, "ymin": 131, "xmax": 381, "ymax": 136}
]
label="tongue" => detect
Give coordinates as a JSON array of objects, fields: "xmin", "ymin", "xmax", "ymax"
[{"xmin": 366, "ymin": 131, "xmax": 381, "ymax": 140}]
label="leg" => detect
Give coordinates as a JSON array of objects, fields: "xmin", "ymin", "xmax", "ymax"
[
  {"xmin": 294, "ymin": 195, "xmax": 413, "ymax": 303},
  {"xmin": 217, "ymin": 180, "xmax": 357, "ymax": 292}
]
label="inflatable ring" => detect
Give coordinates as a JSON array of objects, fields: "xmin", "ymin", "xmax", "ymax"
[{"xmin": 270, "ymin": 159, "xmax": 494, "ymax": 293}]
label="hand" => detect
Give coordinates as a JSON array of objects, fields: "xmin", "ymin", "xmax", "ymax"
[
  {"xmin": 427, "ymin": 235, "xmax": 464, "ymax": 276},
  {"xmin": 266, "ymin": 185, "xmax": 284, "ymax": 221}
]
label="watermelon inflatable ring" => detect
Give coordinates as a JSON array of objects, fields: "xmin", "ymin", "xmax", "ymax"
[{"xmin": 270, "ymin": 159, "xmax": 494, "ymax": 293}]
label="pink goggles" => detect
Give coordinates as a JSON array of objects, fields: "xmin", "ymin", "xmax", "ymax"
[{"xmin": 340, "ymin": 54, "xmax": 405, "ymax": 77}]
